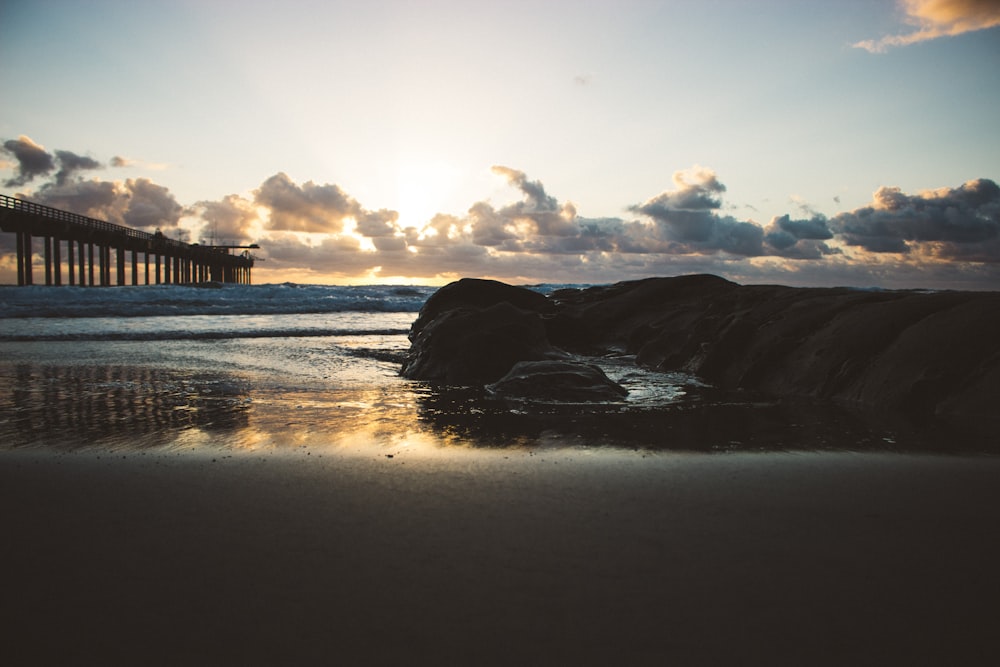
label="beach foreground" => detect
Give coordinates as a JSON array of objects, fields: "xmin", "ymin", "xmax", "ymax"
[{"xmin": 3, "ymin": 448, "xmax": 998, "ymax": 666}]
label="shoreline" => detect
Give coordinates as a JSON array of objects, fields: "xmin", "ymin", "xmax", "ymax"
[
  {"xmin": 4, "ymin": 353, "xmax": 997, "ymax": 456},
  {"xmin": 4, "ymin": 447, "xmax": 999, "ymax": 665}
]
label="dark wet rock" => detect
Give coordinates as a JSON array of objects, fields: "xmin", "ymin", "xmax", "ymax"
[
  {"xmin": 404, "ymin": 274, "xmax": 1000, "ymax": 421},
  {"xmin": 546, "ymin": 274, "xmax": 739, "ymax": 353},
  {"xmin": 487, "ymin": 360, "xmax": 628, "ymax": 402},
  {"xmin": 548, "ymin": 277, "xmax": 1000, "ymax": 421},
  {"xmin": 400, "ymin": 301, "xmax": 565, "ymax": 385},
  {"xmin": 408, "ymin": 277, "xmax": 552, "ymax": 340}
]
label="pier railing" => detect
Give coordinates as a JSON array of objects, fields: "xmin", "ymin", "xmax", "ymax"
[{"xmin": 0, "ymin": 193, "xmax": 188, "ymax": 251}]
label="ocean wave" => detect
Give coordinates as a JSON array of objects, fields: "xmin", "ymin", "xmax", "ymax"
[
  {"xmin": 0, "ymin": 327, "xmax": 411, "ymax": 343},
  {"xmin": 0, "ymin": 283, "xmax": 439, "ymax": 318}
]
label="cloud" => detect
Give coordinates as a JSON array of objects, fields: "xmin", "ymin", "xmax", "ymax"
[
  {"xmin": 630, "ymin": 166, "xmax": 765, "ymax": 256},
  {"xmin": 30, "ymin": 177, "xmax": 186, "ymax": 233},
  {"xmin": 490, "ymin": 165, "xmax": 578, "ymax": 237},
  {"xmin": 1, "ymin": 136, "xmax": 103, "ymax": 188},
  {"xmin": 854, "ymin": 0, "xmax": 1000, "ymax": 53},
  {"xmin": 53, "ymin": 150, "xmax": 102, "ymax": 186},
  {"xmin": 192, "ymin": 194, "xmax": 260, "ymax": 244},
  {"xmin": 2, "ymin": 136, "xmax": 56, "ymax": 186},
  {"xmin": 829, "ymin": 178, "xmax": 1000, "ymax": 260},
  {"xmin": 4, "ymin": 135, "xmax": 1000, "ymax": 289},
  {"xmin": 30, "ymin": 179, "xmax": 120, "ymax": 219},
  {"xmin": 0, "ymin": 136, "xmax": 183, "ymax": 233},
  {"xmin": 121, "ymin": 178, "xmax": 185, "ymax": 230},
  {"xmin": 256, "ymin": 172, "xmax": 387, "ymax": 234},
  {"xmin": 763, "ymin": 214, "xmax": 839, "ymax": 260},
  {"xmin": 355, "ymin": 209, "xmax": 400, "ymax": 237},
  {"xmin": 637, "ymin": 166, "xmax": 727, "ymax": 212},
  {"xmin": 109, "ymin": 155, "xmax": 169, "ymax": 171}
]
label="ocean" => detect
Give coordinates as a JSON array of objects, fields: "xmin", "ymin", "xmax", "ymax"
[
  {"xmin": 0, "ymin": 282, "xmax": 988, "ymax": 455},
  {"xmin": 0, "ymin": 283, "xmax": 689, "ymax": 453}
]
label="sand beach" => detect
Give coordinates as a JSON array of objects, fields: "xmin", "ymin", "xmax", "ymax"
[{"xmin": 4, "ymin": 446, "xmax": 1000, "ymax": 665}]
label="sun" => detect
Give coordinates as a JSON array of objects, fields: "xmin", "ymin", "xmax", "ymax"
[{"xmin": 394, "ymin": 159, "xmax": 462, "ymax": 230}]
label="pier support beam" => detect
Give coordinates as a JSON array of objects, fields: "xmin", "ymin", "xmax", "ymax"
[
  {"xmin": 15, "ymin": 232, "xmax": 29, "ymax": 285},
  {"xmin": 117, "ymin": 245, "xmax": 126, "ymax": 286},
  {"xmin": 78, "ymin": 242, "xmax": 85, "ymax": 285},
  {"xmin": 67, "ymin": 239, "xmax": 75, "ymax": 286},
  {"xmin": 53, "ymin": 238, "xmax": 62, "ymax": 286},
  {"xmin": 44, "ymin": 236, "xmax": 53, "ymax": 286}
]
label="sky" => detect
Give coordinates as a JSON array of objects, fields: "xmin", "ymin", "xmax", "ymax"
[{"xmin": 1, "ymin": 0, "xmax": 999, "ymax": 288}]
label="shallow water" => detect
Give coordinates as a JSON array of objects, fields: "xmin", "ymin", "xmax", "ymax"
[{"xmin": 1, "ymin": 285, "xmax": 995, "ymax": 456}]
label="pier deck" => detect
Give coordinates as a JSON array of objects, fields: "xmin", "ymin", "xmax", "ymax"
[{"xmin": 0, "ymin": 194, "xmax": 256, "ymax": 286}]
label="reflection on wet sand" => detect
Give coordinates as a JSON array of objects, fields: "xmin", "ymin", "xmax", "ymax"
[
  {"xmin": 2, "ymin": 364, "xmax": 252, "ymax": 450},
  {"xmin": 2, "ymin": 362, "xmax": 996, "ymax": 455},
  {"xmin": 414, "ymin": 385, "xmax": 1000, "ymax": 455},
  {"xmin": 0, "ymin": 362, "xmax": 437, "ymax": 453}
]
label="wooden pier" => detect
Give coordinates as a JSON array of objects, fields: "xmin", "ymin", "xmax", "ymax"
[{"xmin": 0, "ymin": 194, "xmax": 256, "ymax": 286}]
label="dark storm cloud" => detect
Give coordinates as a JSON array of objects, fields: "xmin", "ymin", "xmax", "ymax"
[
  {"xmin": 829, "ymin": 178, "xmax": 1000, "ymax": 260},
  {"xmin": 2, "ymin": 136, "xmax": 56, "ymax": 186}
]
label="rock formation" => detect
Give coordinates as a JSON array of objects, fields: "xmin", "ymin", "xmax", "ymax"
[
  {"xmin": 403, "ymin": 274, "xmax": 1000, "ymax": 420},
  {"xmin": 487, "ymin": 360, "xmax": 628, "ymax": 402},
  {"xmin": 400, "ymin": 278, "xmax": 565, "ymax": 386}
]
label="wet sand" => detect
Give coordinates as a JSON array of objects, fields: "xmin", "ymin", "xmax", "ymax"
[{"xmin": 3, "ymin": 447, "xmax": 999, "ymax": 665}]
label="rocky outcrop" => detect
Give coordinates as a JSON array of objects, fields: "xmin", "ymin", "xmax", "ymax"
[
  {"xmin": 403, "ymin": 274, "xmax": 1000, "ymax": 420},
  {"xmin": 400, "ymin": 279, "xmax": 564, "ymax": 385},
  {"xmin": 407, "ymin": 277, "xmax": 552, "ymax": 340},
  {"xmin": 548, "ymin": 275, "xmax": 1000, "ymax": 420},
  {"xmin": 487, "ymin": 360, "xmax": 628, "ymax": 402}
]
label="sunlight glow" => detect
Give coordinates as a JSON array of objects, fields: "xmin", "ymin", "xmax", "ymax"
[
  {"xmin": 341, "ymin": 219, "xmax": 378, "ymax": 252},
  {"xmin": 395, "ymin": 159, "xmax": 462, "ymax": 229}
]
